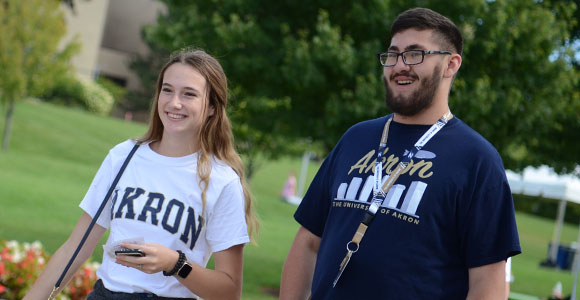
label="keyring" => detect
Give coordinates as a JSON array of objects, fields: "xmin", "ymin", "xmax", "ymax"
[{"xmin": 346, "ymin": 241, "xmax": 359, "ymax": 253}]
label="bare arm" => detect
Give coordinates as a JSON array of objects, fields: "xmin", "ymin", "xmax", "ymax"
[
  {"xmin": 117, "ymin": 243, "xmax": 245, "ymax": 300},
  {"xmin": 23, "ymin": 212, "xmax": 106, "ymax": 299},
  {"xmin": 466, "ymin": 260, "xmax": 506, "ymax": 300},
  {"xmin": 279, "ymin": 226, "xmax": 321, "ymax": 300},
  {"xmin": 179, "ymin": 244, "xmax": 245, "ymax": 300}
]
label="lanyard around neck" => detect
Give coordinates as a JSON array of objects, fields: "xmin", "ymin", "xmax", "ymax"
[
  {"xmin": 333, "ymin": 111, "xmax": 453, "ymax": 287},
  {"xmin": 370, "ymin": 111, "xmax": 452, "ymax": 215}
]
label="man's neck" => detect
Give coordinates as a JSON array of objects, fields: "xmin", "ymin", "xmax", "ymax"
[{"xmin": 392, "ymin": 102, "xmax": 452, "ymax": 125}]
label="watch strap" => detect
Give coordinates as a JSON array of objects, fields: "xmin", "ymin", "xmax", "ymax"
[{"xmin": 163, "ymin": 250, "xmax": 185, "ymax": 276}]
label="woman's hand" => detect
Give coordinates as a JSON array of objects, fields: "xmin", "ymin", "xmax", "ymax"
[{"xmin": 115, "ymin": 242, "xmax": 179, "ymax": 274}]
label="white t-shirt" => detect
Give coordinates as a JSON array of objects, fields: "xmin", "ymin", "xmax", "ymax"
[
  {"xmin": 505, "ymin": 257, "xmax": 513, "ymax": 283},
  {"xmin": 80, "ymin": 140, "xmax": 249, "ymax": 298}
]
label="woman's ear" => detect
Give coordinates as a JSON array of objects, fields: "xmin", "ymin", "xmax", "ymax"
[
  {"xmin": 444, "ymin": 54, "xmax": 462, "ymax": 78},
  {"xmin": 208, "ymin": 105, "xmax": 215, "ymax": 117}
]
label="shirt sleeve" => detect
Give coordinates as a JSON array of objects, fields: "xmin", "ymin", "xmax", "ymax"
[
  {"xmin": 294, "ymin": 148, "xmax": 336, "ymax": 237},
  {"xmin": 461, "ymin": 155, "xmax": 521, "ymax": 268},
  {"xmin": 205, "ymin": 179, "xmax": 250, "ymax": 253}
]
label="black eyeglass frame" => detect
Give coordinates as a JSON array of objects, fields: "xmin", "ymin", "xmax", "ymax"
[{"xmin": 378, "ymin": 50, "xmax": 453, "ymax": 67}]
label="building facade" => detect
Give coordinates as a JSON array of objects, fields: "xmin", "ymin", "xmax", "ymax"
[{"xmin": 62, "ymin": 0, "xmax": 166, "ymax": 92}]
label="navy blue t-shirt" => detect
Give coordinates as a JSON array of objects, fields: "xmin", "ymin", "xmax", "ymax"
[{"xmin": 295, "ymin": 115, "xmax": 521, "ymax": 299}]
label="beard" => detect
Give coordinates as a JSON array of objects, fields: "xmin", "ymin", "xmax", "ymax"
[{"xmin": 384, "ymin": 65, "xmax": 442, "ymax": 117}]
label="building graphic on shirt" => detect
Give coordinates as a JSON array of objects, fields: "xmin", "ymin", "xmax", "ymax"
[{"xmin": 333, "ymin": 148, "xmax": 436, "ymax": 224}]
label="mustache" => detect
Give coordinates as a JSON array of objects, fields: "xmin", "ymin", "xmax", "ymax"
[{"xmin": 389, "ymin": 71, "xmax": 418, "ymax": 81}]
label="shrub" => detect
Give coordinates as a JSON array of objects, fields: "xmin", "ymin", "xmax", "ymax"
[
  {"xmin": 80, "ymin": 77, "xmax": 114, "ymax": 115},
  {"xmin": 513, "ymin": 194, "xmax": 580, "ymax": 225},
  {"xmin": 42, "ymin": 76, "xmax": 114, "ymax": 116},
  {"xmin": 0, "ymin": 239, "xmax": 99, "ymax": 300},
  {"xmin": 96, "ymin": 77, "xmax": 127, "ymax": 105},
  {"xmin": 42, "ymin": 76, "xmax": 85, "ymax": 107}
]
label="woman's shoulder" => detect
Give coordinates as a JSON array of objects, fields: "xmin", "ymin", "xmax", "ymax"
[
  {"xmin": 110, "ymin": 138, "xmax": 136, "ymax": 149},
  {"xmin": 210, "ymin": 157, "xmax": 241, "ymax": 183},
  {"xmin": 107, "ymin": 139, "xmax": 140, "ymax": 160}
]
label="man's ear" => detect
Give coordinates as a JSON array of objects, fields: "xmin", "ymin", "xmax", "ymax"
[{"xmin": 444, "ymin": 54, "xmax": 462, "ymax": 78}]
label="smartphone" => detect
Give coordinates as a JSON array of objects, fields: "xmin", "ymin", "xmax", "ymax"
[{"xmin": 115, "ymin": 248, "xmax": 145, "ymax": 257}]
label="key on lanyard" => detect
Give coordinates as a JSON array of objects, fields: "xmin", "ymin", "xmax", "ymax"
[
  {"xmin": 333, "ymin": 241, "xmax": 359, "ymax": 287},
  {"xmin": 332, "ymin": 112, "xmax": 451, "ymax": 288}
]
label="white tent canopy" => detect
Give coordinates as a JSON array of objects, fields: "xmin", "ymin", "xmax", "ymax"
[
  {"xmin": 507, "ymin": 166, "xmax": 580, "ymax": 204},
  {"xmin": 506, "ymin": 165, "xmax": 580, "ymax": 266}
]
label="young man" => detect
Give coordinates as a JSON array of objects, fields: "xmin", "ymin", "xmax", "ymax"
[{"xmin": 280, "ymin": 8, "xmax": 520, "ymax": 300}]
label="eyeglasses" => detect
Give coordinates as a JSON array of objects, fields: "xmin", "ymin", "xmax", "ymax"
[{"xmin": 378, "ymin": 50, "xmax": 452, "ymax": 67}]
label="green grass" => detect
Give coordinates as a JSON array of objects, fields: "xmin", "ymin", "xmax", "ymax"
[
  {"xmin": 511, "ymin": 211, "xmax": 580, "ymax": 298},
  {"xmin": 0, "ymin": 100, "xmax": 314, "ymax": 300},
  {"xmin": 1, "ymin": 100, "xmax": 579, "ymax": 299},
  {"xmin": 0, "ymin": 100, "xmax": 146, "ymax": 258}
]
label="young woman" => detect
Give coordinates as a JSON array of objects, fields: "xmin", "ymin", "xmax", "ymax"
[{"xmin": 24, "ymin": 48, "xmax": 258, "ymax": 300}]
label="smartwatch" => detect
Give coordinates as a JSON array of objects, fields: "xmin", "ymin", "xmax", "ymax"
[{"xmin": 177, "ymin": 260, "xmax": 193, "ymax": 278}]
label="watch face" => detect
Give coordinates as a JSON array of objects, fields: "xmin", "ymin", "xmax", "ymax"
[{"xmin": 178, "ymin": 262, "xmax": 193, "ymax": 278}]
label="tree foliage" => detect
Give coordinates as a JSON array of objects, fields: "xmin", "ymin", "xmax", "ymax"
[
  {"xmin": 132, "ymin": 0, "xmax": 392, "ymax": 177},
  {"xmin": 0, "ymin": 0, "xmax": 79, "ymax": 150},
  {"xmin": 386, "ymin": 0, "xmax": 580, "ymax": 174},
  {"xmin": 134, "ymin": 0, "xmax": 579, "ymax": 175}
]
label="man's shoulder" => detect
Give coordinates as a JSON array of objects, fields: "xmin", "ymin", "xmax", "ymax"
[
  {"xmin": 447, "ymin": 118, "xmax": 498, "ymax": 153},
  {"xmin": 342, "ymin": 115, "xmax": 390, "ymax": 139},
  {"xmin": 446, "ymin": 118, "xmax": 506, "ymax": 174}
]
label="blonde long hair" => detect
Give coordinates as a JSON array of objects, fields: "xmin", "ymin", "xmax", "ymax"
[{"xmin": 138, "ymin": 48, "xmax": 258, "ymax": 242}]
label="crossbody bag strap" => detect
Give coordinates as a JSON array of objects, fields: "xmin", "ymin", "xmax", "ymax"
[{"xmin": 49, "ymin": 142, "xmax": 141, "ymax": 300}]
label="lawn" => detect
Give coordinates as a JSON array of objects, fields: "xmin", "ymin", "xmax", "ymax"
[
  {"xmin": 0, "ymin": 100, "xmax": 311, "ymax": 300},
  {"xmin": 1, "ymin": 100, "xmax": 579, "ymax": 299}
]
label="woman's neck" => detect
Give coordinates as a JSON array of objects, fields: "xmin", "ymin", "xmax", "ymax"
[{"xmin": 150, "ymin": 136, "xmax": 199, "ymax": 157}]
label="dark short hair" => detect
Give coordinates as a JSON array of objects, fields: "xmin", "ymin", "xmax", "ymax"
[{"xmin": 391, "ymin": 8, "xmax": 463, "ymax": 55}]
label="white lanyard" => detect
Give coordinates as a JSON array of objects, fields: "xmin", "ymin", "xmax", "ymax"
[
  {"xmin": 369, "ymin": 111, "xmax": 452, "ymax": 215},
  {"xmin": 333, "ymin": 111, "xmax": 453, "ymax": 287}
]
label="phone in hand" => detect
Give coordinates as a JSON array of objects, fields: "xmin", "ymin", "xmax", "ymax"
[{"xmin": 114, "ymin": 248, "xmax": 145, "ymax": 257}]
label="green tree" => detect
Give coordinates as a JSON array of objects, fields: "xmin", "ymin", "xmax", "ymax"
[
  {"xmin": 135, "ymin": 0, "xmax": 579, "ymax": 175},
  {"xmin": 386, "ymin": 0, "xmax": 580, "ymax": 173},
  {"xmin": 0, "ymin": 0, "xmax": 79, "ymax": 151},
  {"xmin": 125, "ymin": 44, "xmax": 170, "ymax": 112},
  {"xmin": 132, "ymin": 0, "xmax": 392, "ymax": 177}
]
